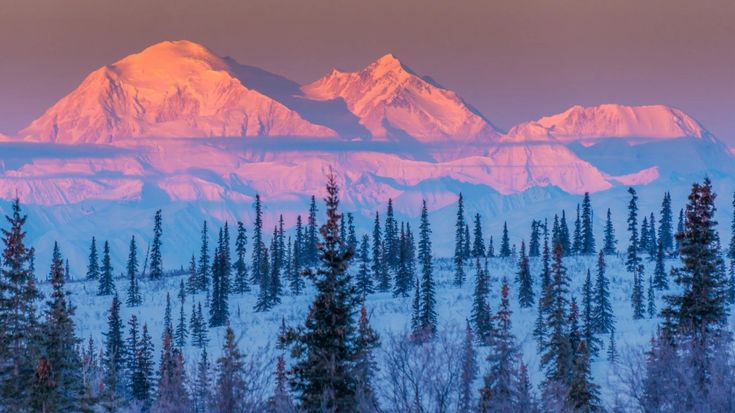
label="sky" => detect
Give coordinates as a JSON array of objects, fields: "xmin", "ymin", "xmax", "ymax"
[{"xmin": 0, "ymin": 0, "xmax": 733, "ymax": 141}]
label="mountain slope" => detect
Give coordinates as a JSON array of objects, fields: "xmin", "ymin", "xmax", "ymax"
[
  {"xmin": 301, "ymin": 54, "xmax": 502, "ymax": 142},
  {"xmin": 507, "ymin": 104, "xmax": 714, "ymax": 145},
  {"xmin": 20, "ymin": 41, "xmax": 337, "ymax": 143}
]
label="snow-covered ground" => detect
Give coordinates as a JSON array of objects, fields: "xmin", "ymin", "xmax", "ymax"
[{"xmin": 47, "ymin": 250, "xmax": 711, "ymax": 408}]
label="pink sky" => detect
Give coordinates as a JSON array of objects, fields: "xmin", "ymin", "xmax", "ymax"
[{"xmin": 0, "ymin": 0, "xmax": 733, "ymax": 141}]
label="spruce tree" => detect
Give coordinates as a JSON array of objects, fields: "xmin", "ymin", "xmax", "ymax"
[
  {"xmin": 472, "ymin": 213, "xmax": 486, "ymax": 258},
  {"xmin": 357, "ymin": 234, "xmax": 374, "ymax": 298},
  {"xmin": 193, "ymin": 347, "xmax": 211, "ymax": 413},
  {"xmin": 34, "ymin": 242, "xmax": 85, "ymax": 411},
  {"xmin": 582, "ymin": 192, "xmax": 595, "ymax": 255},
  {"xmin": 479, "ymin": 278, "xmax": 519, "ymax": 412},
  {"xmin": 640, "ymin": 215, "xmax": 650, "ymax": 254},
  {"xmin": 269, "ymin": 231, "xmax": 283, "ymax": 307},
  {"xmin": 155, "ymin": 332, "xmax": 191, "ymax": 411},
  {"xmin": 418, "ymin": 200, "xmax": 437, "ymax": 338},
  {"xmin": 306, "ymin": 195, "xmax": 319, "ymax": 265},
  {"xmin": 529, "ymin": 220, "xmax": 541, "ymax": 257},
  {"xmin": 354, "ymin": 305, "xmax": 380, "ymax": 412},
  {"xmin": 471, "ymin": 258, "xmax": 493, "ymax": 344},
  {"xmin": 410, "ymin": 277, "xmax": 421, "ymax": 335},
  {"xmin": 252, "ymin": 194, "xmax": 264, "ymax": 286},
  {"xmin": 660, "ymin": 192, "xmax": 674, "ymax": 253},
  {"xmin": 572, "ymin": 204, "xmax": 582, "ymax": 255},
  {"xmin": 626, "ymin": 187, "xmax": 641, "ymax": 273},
  {"xmin": 661, "ymin": 179, "xmax": 728, "ymax": 358},
  {"xmin": 131, "ymin": 323, "xmax": 154, "ymax": 408},
  {"xmin": 516, "ymin": 241, "xmax": 534, "ymax": 308},
  {"xmin": 454, "ymin": 195, "xmax": 467, "ymax": 286},
  {"xmin": 97, "ymin": 240, "xmax": 115, "ymax": 296},
  {"xmin": 606, "ymin": 326, "xmax": 618, "ymax": 363},
  {"xmin": 198, "ymin": 220, "xmax": 211, "ymax": 292},
  {"xmin": 347, "ymin": 213, "xmax": 357, "ymax": 253},
  {"xmin": 486, "ymin": 236, "xmax": 495, "ymax": 258},
  {"xmin": 126, "ymin": 236, "xmax": 141, "ymax": 307},
  {"xmin": 163, "ymin": 292, "xmax": 173, "ymax": 339},
  {"xmin": 384, "ymin": 199, "xmax": 399, "ymax": 272},
  {"xmin": 102, "ymin": 295, "xmax": 126, "ymax": 409},
  {"xmin": 647, "ymin": 274, "xmax": 656, "ymax": 319},
  {"xmin": 592, "ymin": 251, "xmax": 614, "ymax": 334},
  {"xmin": 540, "ymin": 243, "xmax": 573, "ymax": 399},
  {"xmin": 191, "ymin": 302, "xmax": 209, "ymax": 349},
  {"xmin": 459, "ymin": 321, "xmax": 477, "ymax": 413},
  {"xmin": 86, "ymin": 236, "xmax": 100, "ymax": 280},
  {"xmin": 581, "ymin": 270, "xmax": 600, "ymax": 358},
  {"xmin": 653, "ymin": 238, "xmax": 668, "ymax": 290},
  {"xmin": 214, "ymin": 327, "xmax": 247, "ymax": 413},
  {"xmin": 566, "ymin": 340, "xmax": 601, "ymax": 411},
  {"xmin": 149, "ymin": 209, "xmax": 163, "ymax": 279},
  {"xmin": 254, "ymin": 245, "xmax": 272, "ymax": 312},
  {"xmin": 632, "ymin": 265, "xmax": 645, "ymax": 319},
  {"xmin": 500, "ymin": 221, "xmax": 511, "ymax": 258},
  {"xmin": 372, "ymin": 212, "xmax": 390, "ymax": 292},
  {"xmin": 393, "ymin": 224, "xmax": 412, "ymax": 298},
  {"xmin": 186, "ymin": 254, "xmax": 197, "ymax": 294},
  {"xmin": 676, "ymin": 208, "xmax": 684, "ymax": 254},
  {"xmin": 648, "ymin": 212, "xmax": 658, "ymax": 257},
  {"xmin": 560, "ymin": 210, "xmax": 571, "ymax": 255},
  {"xmin": 175, "ymin": 298, "xmax": 188, "ymax": 349},
  {"xmin": 233, "ymin": 221, "xmax": 249, "ymax": 294},
  {"xmin": 280, "ymin": 172, "xmax": 364, "ymax": 412},
  {"xmin": 0, "ymin": 199, "xmax": 42, "ymax": 411},
  {"xmin": 603, "ymin": 208, "xmax": 617, "ymax": 255}
]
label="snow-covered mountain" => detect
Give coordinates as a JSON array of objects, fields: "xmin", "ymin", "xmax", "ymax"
[
  {"xmin": 20, "ymin": 41, "xmax": 337, "ymax": 143},
  {"xmin": 507, "ymin": 104, "xmax": 714, "ymax": 145},
  {"xmin": 301, "ymin": 53, "xmax": 501, "ymax": 142},
  {"xmin": 5, "ymin": 40, "xmax": 734, "ymax": 270}
]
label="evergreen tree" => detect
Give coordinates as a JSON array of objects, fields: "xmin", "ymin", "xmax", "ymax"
[
  {"xmin": 659, "ymin": 191, "xmax": 674, "ymax": 254},
  {"xmin": 582, "ymin": 192, "xmax": 595, "ymax": 255},
  {"xmin": 500, "ymin": 221, "xmax": 511, "ymax": 258},
  {"xmin": 454, "ymin": 195, "xmax": 467, "ymax": 286},
  {"xmin": 676, "ymin": 208, "xmax": 684, "ymax": 254},
  {"xmin": 186, "ymin": 255, "xmax": 197, "ymax": 295},
  {"xmin": 269, "ymin": 231, "xmax": 283, "ymax": 307},
  {"xmin": 198, "ymin": 220, "xmax": 211, "ymax": 292},
  {"xmin": 581, "ymin": 270, "xmax": 600, "ymax": 358},
  {"xmin": 192, "ymin": 347, "xmax": 211, "ymax": 413},
  {"xmin": 163, "ymin": 292, "xmax": 173, "ymax": 339},
  {"xmin": 291, "ymin": 215, "xmax": 306, "ymax": 296},
  {"xmin": 149, "ymin": 209, "xmax": 163, "ymax": 279},
  {"xmin": 102, "ymin": 295, "xmax": 126, "ymax": 409},
  {"xmin": 86, "ymin": 236, "xmax": 100, "ymax": 280},
  {"xmin": 126, "ymin": 236, "xmax": 142, "ymax": 307},
  {"xmin": 458, "ymin": 321, "xmax": 476, "ymax": 413},
  {"xmin": 516, "ymin": 241, "xmax": 534, "ymax": 308},
  {"xmin": 603, "ymin": 208, "xmax": 617, "ymax": 255},
  {"xmin": 269, "ymin": 354, "xmax": 295, "ymax": 413},
  {"xmin": 254, "ymin": 245, "xmax": 272, "ymax": 312},
  {"xmin": 280, "ymin": 172, "xmax": 364, "ymax": 412},
  {"xmin": 213, "ymin": 327, "xmax": 247, "ymax": 413},
  {"xmin": 393, "ymin": 224, "xmax": 413, "ymax": 298},
  {"xmin": 572, "ymin": 204, "xmax": 582, "ymax": 255},
  {"xmin": 372, "ymin": 212, "xmax": 389, "ymax": 292},
  {"xmin": 472, "ymin": 213, "xmax": 486, "ymax": 258},
  {"xmin": 384, "ymin": 199, "xmax": 399, "ymax": 272},
  {"xmin": 661, "ymin": 179, "xmax": 728, "ymax": 378},
  {"xmin": 626, "ymin": 187, "xmax": 641, "ymax": 273},
  {"xmin": 560, "ymin": 210, "xmax": 571, "ymax": 255},
  {"xmin": 410, "ymin": 277, "xmax": 421, "ymax": 335},
  {"xmin": 98, "ymin": 240, "xmax": 115, "ymax": 296},
  {"xmin": 155, "ymin": 332, "xmax": 191, "ymax": 412},
  {"xmin": 592, "ymin": 251, "xmax": 614, "ymax": 334},
  {"xmin": 191, "ymin": 302, "xmax": 209, "ymax": 349},
  {"xmin": 354, "ymin": 305, "xmax": 380, "ymax": 412},
  {"xmin": 347, "ymin": 213, "xmax": 357, "ymax": 254},
  {"xmin": 306, "ymin": 195, "xmax": 319, "ymax": 265},
  {"xmin": 211, "ymin": 232, "xmax": 232, "ymax": 324},
  {"xmin": 606, "ymin": 326, "xmax": 618, "ymax": 363},
  {"xmin": 131, "ymin": 323, "xmax": 154, "ymax": 409},
  {"xmin": 529, "ymin": 220, "xmax": 541, "ymax": 257},
  {"xmin": 175, "ymin": 297, "xmax": 188, "ymax": 349},
  {"xmin": 471, "ymin": 258, "xmax": 493, "ymax": 345},
  {"xmin": 653, "ymin": 238, "xmax": 668, "ymax": 290},
  {"xmin": 418, "ymin": 200, "xmax": 437, "ymax": 338},
  {"xmin": 540, "ymin": 243, "xmax": 573, "ymax": 400},
  {"xmin": 480, "ymin": 278, "xmax": 519, "ymax": 412},
  {"xmin": 34, "ymin": 242, "xmax": 85, "ymax": 411},
  {"xmin": 640, "ymin": 216, "xmax": 650, "ymax": 254},
  {"xmin": 487, "ymin": 236, "xmax": 495, "ymax": 258},
  {"xmin": 357, "ymin": 234, "xmax": 374, "ymax": 298},
  {"xmin": 648, "ymin": 212, "xmax": 658, "ymax": 257},
  {"xmin": 566, "ymin": 340, "xmax": 601, "ymax": 411},
  {"xmin": 647, "ymin": 274, "xmax": 656, "ymax": 319},
  {"xmin": 233, "ymin": 221, "xmax": 249, "ymax": 294},
  {"xmin": 0, "ymin": 199, "xmax": 42, "ymax": 411},
  {"xmin": 631, "ymin": 265, "xmax": 645, "ymax": 320},
  {"xmin": 252, "ymin": 194, "xmax": 264, "ymax": 287},
  {"xmin": 534, "ymin": 225, "xmax": 552, "ymax": 352}
]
